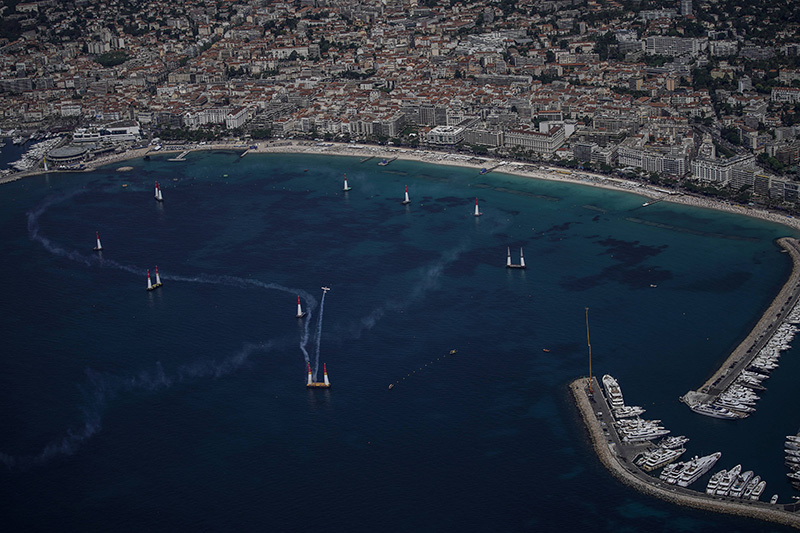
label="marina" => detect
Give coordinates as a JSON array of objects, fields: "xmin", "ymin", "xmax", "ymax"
[{"xmin": 571, "ymin": 377, "xmax": 800, "ymax": 528}]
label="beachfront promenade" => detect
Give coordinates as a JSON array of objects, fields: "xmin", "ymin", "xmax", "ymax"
[
  {"xmin": 571, "ymin": 378, "xmax": 800, "ymax": 529},
  {"xmin": 6, "ymin": 139, "xmax": 800, "ymax": 235},
  {"xmin": 683, "ymin": 237, "xmax": 800, "ymax": 406}
]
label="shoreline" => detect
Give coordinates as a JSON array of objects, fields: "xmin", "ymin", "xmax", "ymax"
[
  {"xmin": 5, "ymin": 140, "xmax": 800, "ymax": 234},
  {"xmin": 570, "ymin": 378, "xmax": 800, "ymax": 529}
]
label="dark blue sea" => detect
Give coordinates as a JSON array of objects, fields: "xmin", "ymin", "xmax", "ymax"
[{"xmin": 1, "ymin": 148, "xmax": 799, "ymax": 532}]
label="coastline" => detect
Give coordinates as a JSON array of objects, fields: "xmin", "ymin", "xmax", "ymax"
[
  {"xmin": 5, "ymin": 140, "xmax": 800, "ymax": 234},
  {"xmin": 570, "ymin": 378, "xmax": 800, "ymax": 529}
]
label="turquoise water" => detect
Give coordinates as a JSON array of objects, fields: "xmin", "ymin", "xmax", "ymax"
[{"xmin": 0, "ymin": 150, "xmax": 798, "ymax": 531}]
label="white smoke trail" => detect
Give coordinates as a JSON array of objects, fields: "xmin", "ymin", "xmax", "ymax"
[
  {"xmin": 299, "ymin": 308, "xmax": 312, "ymax": 365},
  {"xmin": 27, "ymin": 191, "xmax": 95, "ymax": 267},
  {"xmin": 352, "ymin": 241, "xmax": 468, "ymax": 339},
  {"xmin": 0, "ymin": 341, "xmax": 279, "ymax": 470},
  {"xmin": 11, "ymin": 194, "xmax": 321, "ymax": 468},
  {"xmin": 313, "ymin": 289, "xmax": 327, "ymax": 380}
]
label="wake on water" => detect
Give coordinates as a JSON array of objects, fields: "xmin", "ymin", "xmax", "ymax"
[{"xmin": 11, "ymin": 192, "xmax": 469, "ymax": 468}]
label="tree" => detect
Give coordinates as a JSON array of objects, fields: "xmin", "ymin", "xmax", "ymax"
[{"xmin": 95, "ymin": 51, "xmax": 130, "ymax": 67}]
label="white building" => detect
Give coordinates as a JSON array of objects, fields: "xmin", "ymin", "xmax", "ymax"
[
  {"xmin": 504, "ymin": 125, "xmax": 565, "ymax": 154},
  {"xmin": 225, "ymin": 107, "xmax": 249, "ymax": 129},
  {"xmin": 691, "ymin": 153, "xmax": 756, "ymax": 185},
  {"xmin": 424, "ymin": 125, "xmax": 465, "ymax": 145}
]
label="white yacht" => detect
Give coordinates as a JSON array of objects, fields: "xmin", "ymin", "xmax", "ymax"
[
  {"xmin": 729, "ymin": 470, "xmax": 754, "ymax": 498},
  {"xmin": 689, "ymin": 403, "xmax": 742, "ymax": 419},
  {"xmin": 750, "ymin": 480, "xmax": 767, "ymax": 501},
  {"xmin": 706, "ymin": 469, "xmax": 726, "ymax": 495},
  {"xmin": 715, "ymin": 464, "xmax": 741, "ymax": 496},
  {"xmin": 602, "ymin": 374, "xmax": 625, "ymax": 409},
  {"xmin": 676, "ymin": 452, "xmax": 722, "ymax": 488}
]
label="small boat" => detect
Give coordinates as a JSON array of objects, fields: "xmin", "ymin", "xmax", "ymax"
[
  {"xmin": 650, "ymin": 284, "xmax": 657, "ymax": 288},
  {"xmin": 770, "ymin": 494, "xmax": 779, "ymax": 504},
  {"xmin": 388, "ymin": 383, "xmax": 394, "ymax": 390},
  {"xmin": 343, "ymin": 173, "xmax": 352, "ymax": 191},
  {"xmin": 449, "ymin": 349, "xmax": 457, "ymax": 355},
  {"xmin": 542, "ymin": 348, "xmax": 551, "ymax": 353}
]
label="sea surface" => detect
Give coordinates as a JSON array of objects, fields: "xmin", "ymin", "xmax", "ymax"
[{"xmin": 1, "ymin": 148, "xmax": 799, "ymax": 532}]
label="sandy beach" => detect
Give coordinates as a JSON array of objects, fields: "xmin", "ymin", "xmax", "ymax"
[{"xmin": 6, "ymin": 140, "xmax": 800, "ymax": 234}]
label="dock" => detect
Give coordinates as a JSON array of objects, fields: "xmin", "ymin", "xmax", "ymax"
[
  {"xmin": 682, "ymin": 237, "xmax": 800, "ymax": 410},
  {"xmin": 571, "ymin": 377, "xmax": 800, "ymax": 528},
  {"xmin": 480, "ymin": 163, "xmax": 504, "ymax": 175},
  {"xmin": 168, "ymin": 150, "xmax": 190, "ymax": 162},
  {"xmin": 378, "ymin": 156, "xmax": 397, "ymax": 166},
  {"xmin": 641, "ymin": 197, "xmax": 667, "ymax": 207}
]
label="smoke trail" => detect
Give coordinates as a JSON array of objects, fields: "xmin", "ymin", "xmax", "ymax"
[
  {"xmin": 352, "ymin": 241, "xmax": 468, "ymax": 339},
  {"xmin": 313, "ymin": 289, "xmax": 327, "ymax": 380},
  {"xmin": 0, "ymin": 341, "xmax": 280, "ymax": 470},
  {"xmin": 28, "ymin": 193, "xmax": 319, "ymax": 364},
  {"xmin": 13, "ymin": 194, "xmax": 322, "ymax": 468},
  {"xmin": 299, "ymin": 307, "xmax": 312, "ymax": 365},
  {"xmin": 27, "ymin": 191, "xmax": 96, "ymax": 267}
]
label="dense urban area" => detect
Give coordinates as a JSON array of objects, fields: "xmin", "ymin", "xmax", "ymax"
[{"xmin": 1, "ymin": 0, "xmax": 800, "ymax": 209}]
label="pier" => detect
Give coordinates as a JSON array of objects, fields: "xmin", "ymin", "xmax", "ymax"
[
  {"xmin": 168, "ymin": 150, "xmax": 190, "ymax": 162},
  {"xmin": 378, "ymin": 156, "xmax": 397, "ymax": 166},
  {"xmin": 682, "ymin": 237, "xmax": 800, "ymax": 408},
  {"xmin": 480, "ymin": 163, "xmax": 504, "ymax": 175},
  {"xmin": 641, "ymin": 197, "xmax": 667, "ymax": 207},
  {"xmin": 360, "ymin": 155, "xmax": 375, "ymax": 163},
  {"xmin": 571, "ymin": 377, "xmax": 800, "ymax": 528}
]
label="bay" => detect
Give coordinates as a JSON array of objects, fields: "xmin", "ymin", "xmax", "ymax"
[{"xmin": 0, "ymin": 150, "xmax": 797, "ymax": 531}]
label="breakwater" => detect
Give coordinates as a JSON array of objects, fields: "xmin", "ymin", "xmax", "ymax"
[
  {"xmin": 683, "ymin": 237, "xmax": 800, "ymax": 411},
  {"xmin": 570, "ymin": 378, "xmax": 800, "ymax": 529}
]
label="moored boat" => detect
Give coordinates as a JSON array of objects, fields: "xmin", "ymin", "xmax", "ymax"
[
  {"xmin": 602, "ymin": 374, "xmax": 625, "ymax": 409},
  {"xmin": 706, "ymin": 469, "xmax": 726, "ymax": 495},
  {"xmin": 689, "ymin": 402, "xmax": 742, "ymax": 419},
  {"xmin": 676, "ymin": 451, "xmax": 722, "ymax": 487},
  {"xmin": 750, "ymin": 480, "xmax": 767, "ymax": 501}
]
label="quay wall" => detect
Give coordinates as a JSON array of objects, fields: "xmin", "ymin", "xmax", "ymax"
[
  {"xmin": 687, "ymin": 237, "xmax": 800, "ymax": 402},
  {"xmin": 570, "ymin": 378, "xmax": 800, "ymax": 529}
]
